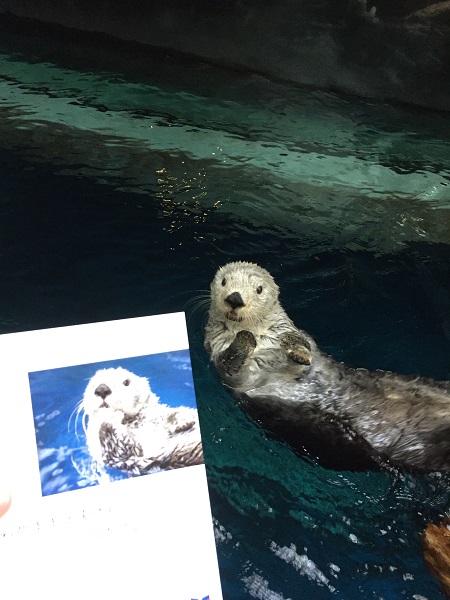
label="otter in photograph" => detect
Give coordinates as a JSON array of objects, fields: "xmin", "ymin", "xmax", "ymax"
[
  {"xmin": 78, "ymin": 366, "xmax": 204, "ymax": 475},
  {"xmin": 205, "ymin": 261, "xmax": 450, "ymax": 472}
]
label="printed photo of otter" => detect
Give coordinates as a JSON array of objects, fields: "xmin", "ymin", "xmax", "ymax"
[{"xmin": 29, "ymin": 351, "xmax": 204, "ymax": 496}]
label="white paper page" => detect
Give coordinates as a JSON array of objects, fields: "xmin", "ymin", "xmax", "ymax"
[{"xmin": 0, "ymin": 313, "xmax": 223, "ymax": 600}]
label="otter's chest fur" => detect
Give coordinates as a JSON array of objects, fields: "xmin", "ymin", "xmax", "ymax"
[
  {"xmin": 208, "ymin": 318, "xmax": 286, "ymax": 356},
  {"xmin": 205, "ymin": 311, "xmax": 304, "ymax": 387}
]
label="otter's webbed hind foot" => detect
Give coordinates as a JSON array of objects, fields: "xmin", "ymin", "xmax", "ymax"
[
  {"xmin": 280, "ymin": 332, "xmax": 312, "ymax": 366},
  {"xmin": 219, "ymin": 330, "xmax": 256, "ymax": 376}
]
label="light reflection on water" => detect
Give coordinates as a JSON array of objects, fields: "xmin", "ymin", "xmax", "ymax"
[{"xmin": 1, "ymin": 18, "xmax": 450, "ymax": 599}]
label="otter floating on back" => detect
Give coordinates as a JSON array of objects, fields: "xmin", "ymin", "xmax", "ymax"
[
  {"xmin": 204, "ymin": 261, "xmax": 450, "ymax": 472},
  {"xmin": 78, "ymin": 366, "xmax": 204, "ymax": 477}
]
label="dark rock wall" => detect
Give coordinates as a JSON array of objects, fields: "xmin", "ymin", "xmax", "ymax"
[{"xmin": 0, "ymin": 0, "xmax": 449, "ymax": 111}]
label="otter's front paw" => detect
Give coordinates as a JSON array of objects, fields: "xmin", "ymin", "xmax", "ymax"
[
  {"xmin": 280, "ymin": 332, "xmax": 312, "ymax": 366},
  {"xmin": 235, "ymin": 329, "xmax": 257, "ymax": 349},
  {"xmin": 219, "ymin": 330, "xmax": 256, "ymax": 376},
  {"xmin": 99, "ymin": 423, "xmax": 143, "ymax": 463}
]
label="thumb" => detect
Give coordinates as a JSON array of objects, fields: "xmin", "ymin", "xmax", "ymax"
[{"xmin": 0, "ymin": 489, "xmax": 11, "ymax": 518}]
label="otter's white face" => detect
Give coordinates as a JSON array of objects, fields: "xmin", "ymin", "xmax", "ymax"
[
  {"xmin": 82, "ymin": 367, "xmax": 159, "ymax": 419},
  {"xmin": 210, "ymin": 261, "xmax": 280, "ymax": 326}
]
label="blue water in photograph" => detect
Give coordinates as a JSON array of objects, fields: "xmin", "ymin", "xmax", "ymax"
[
  {"xmin": 1, "ymin": 15, "xmax": 450, "ymax": 600},
  {"xmin": 29, "ymin": 350, "xmax": 196, "ymax": 496}
]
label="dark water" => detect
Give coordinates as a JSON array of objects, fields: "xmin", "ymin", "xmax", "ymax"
[{"xmin": 1, "ymin": 16, "xmax": 450, "ymax": 599}]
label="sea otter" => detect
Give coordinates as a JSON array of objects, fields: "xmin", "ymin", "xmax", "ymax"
[
  {"xmin": 78, "ymin": 367, "xmax": 204, "ymax": 476},
  {"xmin": 204, "ymin": 261, "xmax": 450, "ymax": 472}
]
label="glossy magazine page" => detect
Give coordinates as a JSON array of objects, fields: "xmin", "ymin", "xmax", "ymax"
[{"xmin": 0, "ymin": 313, "xmax": 223, "ymax": 600}]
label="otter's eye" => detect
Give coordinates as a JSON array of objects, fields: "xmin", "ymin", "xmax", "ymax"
[
  {"xmin": 221, "ymin": 278, "xmax": 226, "ymax": 286},
  {"xmin": 123, "ymin": 379, "xmax": 130, "ymax": 386},
  {"xmin": 256, "ymin": 285, "xmax": 263, "ymax": 294}
]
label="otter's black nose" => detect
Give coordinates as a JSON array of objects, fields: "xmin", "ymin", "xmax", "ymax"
[
  {"xmin": 95, "ymin": 383, "xmax": 112, "ymax": 400},
  {"xmin": 225, "ymin": 292, "xmax": 245, "ymax": 309}
]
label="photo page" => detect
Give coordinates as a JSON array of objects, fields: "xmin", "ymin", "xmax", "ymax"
[{"xmin": 0, "ymin": 312, "xmax": 223, "ymax": 600}]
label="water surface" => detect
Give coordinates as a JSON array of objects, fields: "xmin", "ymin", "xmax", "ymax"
[{"xmin": 1, "ymin": 18, "xmax": 450, "ymax": 599}]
